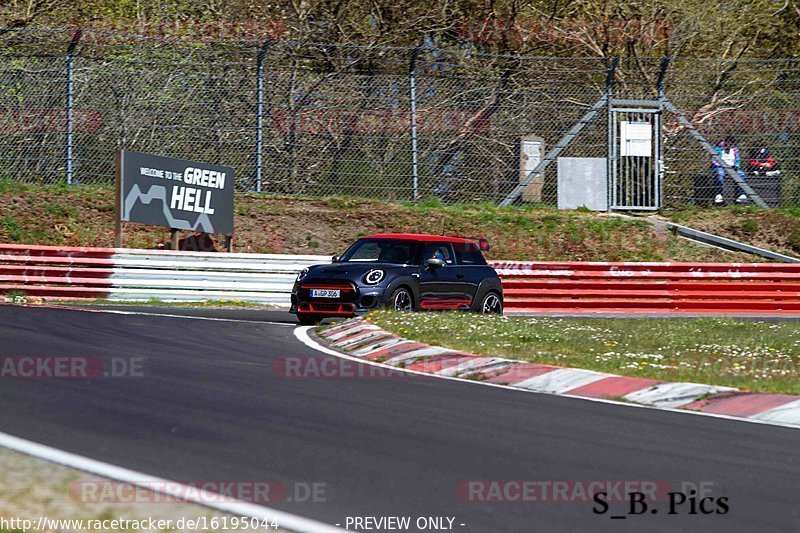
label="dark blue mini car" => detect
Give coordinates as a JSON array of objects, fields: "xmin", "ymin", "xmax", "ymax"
[{"xmin": 290, "ymin": 233, "xmax": 503, "ymax": 325}]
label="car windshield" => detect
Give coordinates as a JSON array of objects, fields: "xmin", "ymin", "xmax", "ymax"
[{"xmin": 340, "ymin": 239, "xmax": 416, "ymax": 264}]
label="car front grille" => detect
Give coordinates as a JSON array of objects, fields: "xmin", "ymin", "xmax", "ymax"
[{"xmin": 298, "ymin": 279, "xmax": 358, "ymax": 302}]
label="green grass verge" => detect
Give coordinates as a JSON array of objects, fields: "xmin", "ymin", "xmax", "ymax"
[{"xmin": 368, "ymin": 310, "xmax": 800, "ymax": 395}]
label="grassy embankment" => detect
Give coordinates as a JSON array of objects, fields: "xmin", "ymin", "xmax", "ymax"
[{"xmin": 3, "ymin": 179, "xmax": 800, "ymax": 261}]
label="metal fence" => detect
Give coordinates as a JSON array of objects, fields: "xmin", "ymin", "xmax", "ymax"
[{"xmin": 2, "ymin": 27, "xmax": 800, "ymax": 208}]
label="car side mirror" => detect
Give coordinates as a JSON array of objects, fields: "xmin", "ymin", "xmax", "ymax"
[
  {"xmin": 426, "ymin": 258, "xmax": 445, "ymax": 269},
  {"xmin": 331, "ymin": 255, "xmax": 340, "ymax": 263}
]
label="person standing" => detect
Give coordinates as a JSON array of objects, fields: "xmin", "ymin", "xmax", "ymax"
[{"xmin": 711, "ymin": 138, "xmax": 748, "ymax": 205}]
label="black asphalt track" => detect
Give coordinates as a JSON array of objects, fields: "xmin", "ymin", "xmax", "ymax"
[{"xmin": 0, "ymin": 304, "xmax": 798, "ymax": 532}]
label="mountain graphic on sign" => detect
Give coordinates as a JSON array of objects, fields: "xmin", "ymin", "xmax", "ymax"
[{"xmin": 123, "ymin": 184, "xmax": 216, "ymax": 233}]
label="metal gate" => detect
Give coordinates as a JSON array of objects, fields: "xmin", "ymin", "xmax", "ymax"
[{"xmin": 609, "ymin": 102, "xmax": 662, "ymax": 210}]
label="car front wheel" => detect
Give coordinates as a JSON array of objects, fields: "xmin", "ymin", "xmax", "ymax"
[
  {"xmin": 387, "ymin": 287, "xmax": 414, "ymax": 311},
  {"xmin": 480, "ymin": 292, "xmax": 503, "ymax": 314}
]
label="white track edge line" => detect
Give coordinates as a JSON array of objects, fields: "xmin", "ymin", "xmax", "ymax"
[
  {"xmin": 295, "ymin": 326, "xmax": 800, "ymax": 432},
  {"xmin": 0, "ymin": 431, "xmax": 343, "ymax": 533},
  {"xmin": 17, "ymin": 304, "xmax": 295, "ymax": 326},
  {"xmin": 95, "ymin": 309, "xmax": 294, "ymax": 326}
]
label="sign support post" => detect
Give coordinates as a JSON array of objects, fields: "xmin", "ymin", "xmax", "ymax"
[{"xmin": 114, "ymin": 149, "xmax": 124, "ymax": 248}]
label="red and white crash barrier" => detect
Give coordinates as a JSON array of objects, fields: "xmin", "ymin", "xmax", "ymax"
[
  {"xmin": 2, "ymin": 244, "xmax": 800, "ymax": 312},
  {"xmin": 0, "ymin": 243, "xmax": 327, "ymax": 304},
  {"xmin": 493, "ymin": 260, "xmax": 800, "ymax": 315}
]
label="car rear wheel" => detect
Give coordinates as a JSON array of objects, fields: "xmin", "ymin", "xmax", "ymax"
[
  {"xmin": 387, "ymin": 287, "xmax": 414, "ymax": 311},
  {"xmin": 480, "ymin": 292, "xmax": 503, "ymax": 314}
]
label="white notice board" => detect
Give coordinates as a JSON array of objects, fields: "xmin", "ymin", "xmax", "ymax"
[{"xmin": 620, "ymin": 121, "xmax": 652, "ymax": 157}]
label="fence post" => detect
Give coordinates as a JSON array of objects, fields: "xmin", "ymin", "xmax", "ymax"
[
  {"xmin": 409, "ymin": 46, "xmax": 421, "ymax": 201},
  {"xmin": 255, "ymin": 39, "xmax": 271, "ymax": 193},
  {"xmin": 65, "ymin": 28, "xmax": 82, "ymax": 185},
  {"xmin": 606, "ymin": 57, "xmax": 618, "ymax": 212},
  {"xmin": 656, "ymin": 56, "xmax": 670, "ymax": 204}
]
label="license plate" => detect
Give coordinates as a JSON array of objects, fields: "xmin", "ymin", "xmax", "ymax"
[{"xmin": 311, "ymin": 289, "xmax": 340, "ymax": 298}]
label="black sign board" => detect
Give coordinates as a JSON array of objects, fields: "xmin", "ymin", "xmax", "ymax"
[{"xmin": 118, "ymin": 150, "xmax": 234, "ymax": 236}]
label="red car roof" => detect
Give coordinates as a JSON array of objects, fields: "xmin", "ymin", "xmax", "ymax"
[{"xmin": 363, "ymin": 233, "xmax": 476, "ymax": 244}]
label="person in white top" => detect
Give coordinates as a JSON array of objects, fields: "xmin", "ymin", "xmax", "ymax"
[{"xmin": 710, "ymin": 138, "xmax": 749, "ymax": 204}]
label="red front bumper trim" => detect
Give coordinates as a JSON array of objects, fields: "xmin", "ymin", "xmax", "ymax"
[{"xmin": 297, "ymin": 302, "xmax": 356, "ymax": 315}]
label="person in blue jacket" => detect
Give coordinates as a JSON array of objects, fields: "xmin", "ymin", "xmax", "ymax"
[{"xmin": 710, "ymin": 138, "xmax": 748, "ymax": 204}]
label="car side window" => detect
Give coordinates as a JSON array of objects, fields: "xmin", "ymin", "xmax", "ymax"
[
  {"xmin": 422, "ymin": 243, "xmax": 455, "ymax": 265},
  {"xmin": 453, "ymin": 242, "xmax": 487, "ymax": 265}
]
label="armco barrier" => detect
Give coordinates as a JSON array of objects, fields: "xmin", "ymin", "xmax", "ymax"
[
  {"xmin": 0, "ymin": 244, "xmax": 328, "ymax": 305},
  {"xmin": 3, "ymin": 245, "xmax": 800, "ymax": 314},
  {"xmin": 494, "ymin": 261, "xmax": 800, "ymax": 314}
]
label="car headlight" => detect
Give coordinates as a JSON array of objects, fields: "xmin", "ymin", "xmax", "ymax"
[
  {"xmin": 296, "ymin": 268, "xmax": 309, "ymax": 282},
  {"xmin": 364, "ymin": 269, "xmax": 385, "ymax": 285}
]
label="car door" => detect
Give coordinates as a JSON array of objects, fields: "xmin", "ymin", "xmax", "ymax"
[
  {"xmin": 417, "ymin": 242, "xmax": 470, "ymax": 309},
  {"xmin": 452, "ymin": 241, "xmax": 486, "ymax": 304}
]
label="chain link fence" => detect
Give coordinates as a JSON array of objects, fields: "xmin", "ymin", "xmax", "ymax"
[{"xmin": 1, "ymin": 27, "xmax": 799, "ymax": 208}]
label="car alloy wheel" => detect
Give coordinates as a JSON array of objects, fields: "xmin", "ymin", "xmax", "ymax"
[
  {"xmin": 392, "ymin": 289, "xmax": 413, "ymax": 311},
  {"xmin": 482, "ymin": 293, "xmax": 503, "ymax": 314}
]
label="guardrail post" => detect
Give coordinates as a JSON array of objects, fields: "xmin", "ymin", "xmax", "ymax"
[
  {"xmin": 65, "ymin": 28, "xmax": 83, "ymax": 185},
  {"xmin": 255, "ymin": 39, "xmax": 271, "ymax": 193}
]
